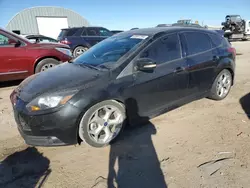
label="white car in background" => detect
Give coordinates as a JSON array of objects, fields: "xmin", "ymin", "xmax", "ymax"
[{"xmin": 20, "ymin": 34, "xmax": 59, "ymax": 43}]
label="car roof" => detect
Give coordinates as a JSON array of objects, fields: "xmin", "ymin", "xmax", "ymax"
[
  {"xmin": 118, "ymin": 26, "xmax": 218, "ymax": 37},
  {"xmin": 26, "ymin": 34, "xmax": 47, "ymax": 38},
  {"xmin": 61, "ymin": 26, "xmax": 105, "ymax": 30}
]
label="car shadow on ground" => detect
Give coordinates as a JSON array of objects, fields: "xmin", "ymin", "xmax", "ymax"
[
  {"xmin": 240, "ymin": 93, "xmax": 250, "ymax": 119},
  {"xmin": 107, "ymin": 98, "xmax": 168, "ymax": 188},
  {"xmin": 0, "ymin": 80, "xmax": 22, "ymax": 89},
  {"xmin": 0, "ymin": 147, "xmax": 51, "ymax": 188}
]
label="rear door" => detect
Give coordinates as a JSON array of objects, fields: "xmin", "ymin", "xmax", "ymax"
[
  {"xmin": 131, "ymin": 33, "xmax": 189, "ymax": 116},
  {"xmin": 180, "ymin": 31, "xmax": 217, "ymax": 95},
  {"xmin": 0, "ymin": 32, "xmax": 29, "ymax": 81},
  {"xmin": 85, "ymin": 28, "xmax": 112, "ymax": 46}
]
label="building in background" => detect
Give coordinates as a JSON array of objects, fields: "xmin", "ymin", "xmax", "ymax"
[
  {"xmin": 205, "ymin": 25, "xmax": 223, "ymax": 30},
  {"xmin": 6, "ymin": 6, "xmax": 90, "ymax": 39}
]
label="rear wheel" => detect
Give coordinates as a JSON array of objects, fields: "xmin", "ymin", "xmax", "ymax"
[
  {"xmin": 208, "ymin": 69, "xmax": 232, "ymax": 100},
  {"xmin": 35, "ymin": 58, "xmax": 60, "ymax": 73},
  {"xmin": 73, "ymin": 46, "xmax": 88, "ymax": 57},
  {"xmin": 78, "ymin": 100, "xmax": 126, "ymax": 148}
]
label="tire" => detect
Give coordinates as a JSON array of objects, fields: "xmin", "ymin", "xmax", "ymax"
[
  {"xmin": 78, "ymin": 100, "xmax": 126, "ymax": 148},
  {"xmin": 73, "ymin": 46, "xmax": 88, "ymax": 57},
  {"xmin": 35, "ymin": 58, "xmax": 60, "ymax": 73},
  {"xmin": 208, "ymin": 69, "xmax": 232, "ymax": 101}
]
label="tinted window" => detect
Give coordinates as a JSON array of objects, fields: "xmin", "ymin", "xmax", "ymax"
[
  {"xmin": 87, "ymin": 28, "xmax": 98, "ymax": 36},
  {"xmin": 81, "ymin": 29, "xmax": 87, "ymax": 36},
  {"xmin": 184, "ymin": 32, "xmax": 212, "ymax": 55},
  {"xmin": 59, "ymin": 28, "xmax": 80, "ymax": 37},
  {"xmin": 209, "ymin": 34, "xmax": 222, "ymax": 47},
  {"xmin": 141, "ymin": 33, "xmax": 181, "ymax": 64},
  {"xmin": 0, "ymin": 33, "xmax": 13, "ymax": 46},
  {"xmin": 97, "ymin": 28, "xmax": 113, "ymax": 36}
]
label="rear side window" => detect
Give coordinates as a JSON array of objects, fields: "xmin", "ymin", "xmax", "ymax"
[
  {"xmin": 141, "ymin": 33, "xmax": 181, "ymax": 64},
  {"xmin": 59, "ymin": 28, "xmax": 80, "ymax": 37},
  {"xmin": 184, "ymin": 32, "xmax": 212, "ymax": 55},
  {"xmin": 87, "ymin": 28, "xmax": 98, "ymax": 36},
  {"xmin": 209, "ymin": 34, "xmax": 222, "ymax": 47}
]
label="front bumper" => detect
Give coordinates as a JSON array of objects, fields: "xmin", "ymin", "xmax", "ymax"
[{"xmin": 12, "ymin": 97, "xmax": 82, "ymax": 146}]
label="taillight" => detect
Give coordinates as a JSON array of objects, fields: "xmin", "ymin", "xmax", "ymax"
[
  {"xmin": 60, "ymin": 38, "xmax": 71, "ymax": 45},
  {"xmin": 228, "ymin": 47, "xmax": 236, "ymax": 57}
]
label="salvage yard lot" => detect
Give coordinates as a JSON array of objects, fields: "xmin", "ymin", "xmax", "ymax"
[{"xmin": 0, "ymin": 41, "xmax": 250, "ymax": 188}]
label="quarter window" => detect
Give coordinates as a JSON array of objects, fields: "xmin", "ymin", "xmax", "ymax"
[
  {"xmin": 141, "ymin": 33, "xmax": 181, "ymax": 64},
  {"xmin": 87, "ymin": 28, "xmax": 98, "ymax": 36},
  {"xmin": 209, "ymin": 34, "xmax": 222, "ymax": 48},
  {"xmin": 184, "ymin": 32, "xmax": 212, "ymax": 55}
]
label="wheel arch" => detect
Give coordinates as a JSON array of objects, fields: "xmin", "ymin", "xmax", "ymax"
[
  {"xmin": 33, "ymin": 56, "xmax": 60, "ymax": 73},
  {"xmin": 216, "ymin": 58, "xmax": 235, "ymax": 86}
]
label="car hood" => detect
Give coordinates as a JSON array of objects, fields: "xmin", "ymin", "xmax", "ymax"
[{"xmin": 17, "ymin": 63, "xmax": 105, "ymax": 102}]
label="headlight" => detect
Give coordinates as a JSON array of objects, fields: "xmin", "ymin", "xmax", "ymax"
[
  {"xmin": 55, "ymin": 47, "xmax": 72, "ymax": 57},
  {"xmin": 26, "ymin": 90, "xmax": 78, "ymax": 112}
]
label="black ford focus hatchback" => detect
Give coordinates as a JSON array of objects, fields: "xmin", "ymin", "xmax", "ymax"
[{"xmin": 10, "ymin": 27, "xmax": 236, "ymax": 148}]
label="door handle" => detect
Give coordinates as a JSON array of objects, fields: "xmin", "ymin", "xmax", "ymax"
[{"xmin": 174, "ymin": 67, "xmax": 185, "ymax": 73}]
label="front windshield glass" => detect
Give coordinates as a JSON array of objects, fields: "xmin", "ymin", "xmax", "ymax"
[
  {"xmin": 230, "ymin": 16, "xmax": 241, "ymax": 22},
  {"xmin": 72, "ymin": 34, "xmax": 148, "ymax": 68}
]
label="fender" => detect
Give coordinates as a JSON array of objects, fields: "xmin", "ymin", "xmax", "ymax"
[{"xmin": 215, "ymin": 57, "xmax": 235, "ymax": 85}]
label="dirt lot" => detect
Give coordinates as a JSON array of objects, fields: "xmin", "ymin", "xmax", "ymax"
[{"xmin": 0, "ymin": 41, "xmax": 250, "ymax": 188}]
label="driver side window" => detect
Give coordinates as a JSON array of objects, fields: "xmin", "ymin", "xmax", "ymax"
[
  {"xmin": 140, "ymin": 33, "xmax": 181, "ymax": 65},
  {"xmin": 0, "ymin": 33, "xmax": 10, "ymax": 46}
]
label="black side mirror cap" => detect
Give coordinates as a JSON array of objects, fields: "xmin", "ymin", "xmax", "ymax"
[
  {"xmin": 136, "ymin": 58, "xmax": 157, "ymax": 72},
  {"xmin": 14, "ymin": 40, "xmax": 22, "ymax": 47}
]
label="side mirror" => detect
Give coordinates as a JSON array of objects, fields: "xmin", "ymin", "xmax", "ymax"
[
  {"xmin": 136, "ymin": 58, "xmax": 157, "ymax": 72},
  {"xmin": 14, "ymin": 40, "xmax": 21, "ymax": 47},
  {"xmin": 8, "ymin": 39, "xmax": 21, "ymax": 47}
]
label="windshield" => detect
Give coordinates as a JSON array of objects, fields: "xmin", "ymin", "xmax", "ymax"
[
  {"xmin": 72, "ymin": 34, "xmax": 148, "ymax": 68},
  {"xmin": 228, "ymin": 16, "xmax": 241, "ymax": 22}
]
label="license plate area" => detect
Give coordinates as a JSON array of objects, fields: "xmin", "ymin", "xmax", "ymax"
[{"xmin": 231, "ymin": 34, "xmax": 244, "ymax": 39}]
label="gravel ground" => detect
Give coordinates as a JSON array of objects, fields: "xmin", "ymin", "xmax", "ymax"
[{"xmin": 0, "ymin": 41, "xmax": 249, "ymax": 188}]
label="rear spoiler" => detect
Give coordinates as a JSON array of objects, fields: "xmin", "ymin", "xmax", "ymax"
[{"xmin": 213, "ymin": 30, "xmax": 225, "ymax": 36}]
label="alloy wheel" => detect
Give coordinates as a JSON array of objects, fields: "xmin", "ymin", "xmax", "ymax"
[
  {"xmin": 80, "ymin": 105, "xmax": 125, "ymax": 145},
  {"xmin": 41, "ymin": 63, "xmax": 55, "ymax": 71},
  {"xmin": 216, "ymin": 72, "xmax": 232, "ymax": 98}
]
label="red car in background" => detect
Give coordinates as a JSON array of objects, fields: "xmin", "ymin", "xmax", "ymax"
[{"xmin": 0, "ymin": 28, "xmax": 72, "ymax": 82}]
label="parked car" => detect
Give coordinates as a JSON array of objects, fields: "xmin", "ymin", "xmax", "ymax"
[
  {"xmin": 24, "ymin": 34, "xmax": 59, "ymax": 43},
  {"xmin": 10, "ymin": 27, "xmax": 236, "ymax": 148},
  {"xmin": 111, "ymin": 30, "xmax": 124, "ymax": 34},
  {"xmin": 57, "ymin": 26, "xmax": 113, "ymax": 57},
  {"xmin": 0, "ymin": 28, "xmax": 72, "ymax": 82}
]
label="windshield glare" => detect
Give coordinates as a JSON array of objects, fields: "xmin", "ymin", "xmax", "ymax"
[{"xmin": 72, "ymin": 34, "xmax": 146, "ymax": 68}]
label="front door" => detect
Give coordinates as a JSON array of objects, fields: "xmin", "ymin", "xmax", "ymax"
[
  {"xmin": 131, "ymin": 33, "xmax": 189, "ymax": 116},
  {"xmin": 0, "ymin": 32, "xmax": 29, "ymax": 81}
]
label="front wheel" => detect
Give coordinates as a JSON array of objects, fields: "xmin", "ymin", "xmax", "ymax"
[
  {"xmin": 35, "ymin": 58, "xmax": 60, "ymax": 73},
  {"xmin": 208, "ymin": 69, "xmax": 232, "ymax": 100},
  {"xmin": 78, "ymin": 100, "xmax": 126, "ymax": 148}
]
